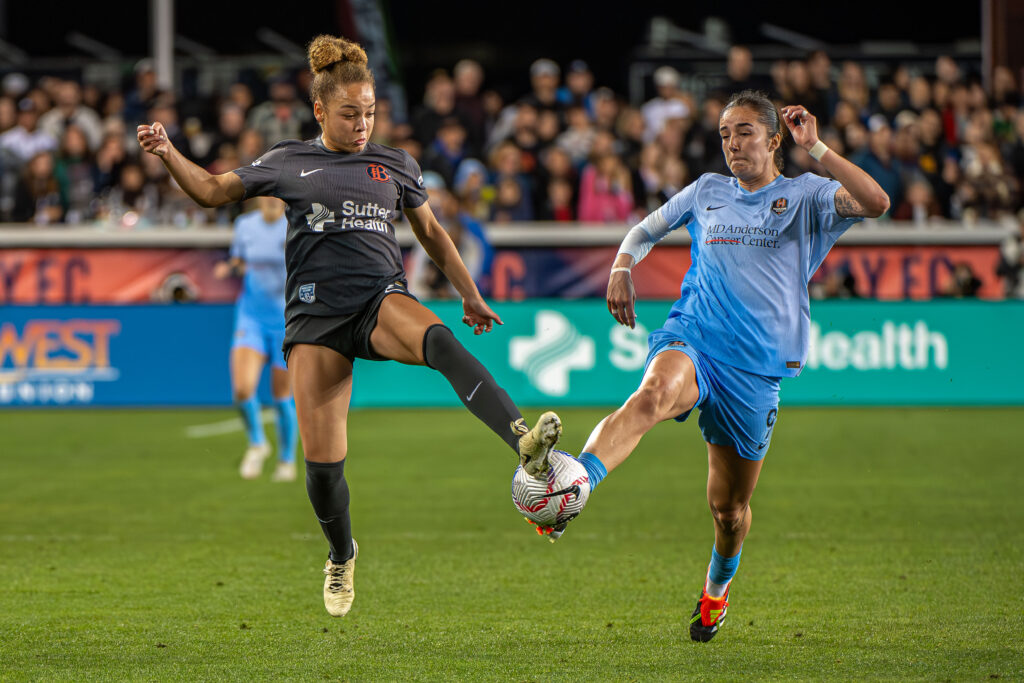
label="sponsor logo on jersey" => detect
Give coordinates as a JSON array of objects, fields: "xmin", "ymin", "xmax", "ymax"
[
  {"xmin": 366, "ymin": 163, "xmax": 390, "ymax": 183},
  {"xmin": 251, "ymin": 158, "xmax": 262, "ymax": 166},
  {"xmin": 416, "ymin": 175, "xmax": 424, "ymax": 188},
  {"xmin": 771, "ymin": 197, "xmax": 788, "ymax": 215},
  {"xmin": 298, "ymin": 283, "xmax": 316, "ymax": 303},
  {"xmin": 300, "ymin": 168, "xmax": 323, "ymax": 177},
  {"xmin": 705, "ymin": 224, "xmax": 780, "ymax": 249},
  {"xmin": 305, "ymin": 203, "xmax": 334, "ymax": 232}
]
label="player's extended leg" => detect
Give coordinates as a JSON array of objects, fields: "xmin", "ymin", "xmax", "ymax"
[
  {"xmin": 269, "ymin": 366, "xmax": 298, "ymax": 482},
  {"xmin": 232, "ymin": 346, "xmax": 270, "ymax": 479},
  {"xmin": 369, "ymin": 293, "xmax": 560, "ymax": 471},
  {"xmin": 289, "ymin": 343, "xmax": 358, "ymax": 617},
  {"xmin": 690, "ymin": 443, "xmax": 764, "ymax": 642},
  {"xmin": 577, "ymin": 350, "xmax": 700, "ymax": 485}
]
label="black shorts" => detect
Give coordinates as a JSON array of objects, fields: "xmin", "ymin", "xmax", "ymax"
[{"xmin": 282, "ymin": 280, "xmax": 418, "ymax": 363}]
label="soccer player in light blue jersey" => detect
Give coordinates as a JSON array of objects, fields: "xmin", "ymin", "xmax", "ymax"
[
  {"xmin": 215, "ymin": 196, "xmax": 299, "ymax": 482},
  {"xmin": 570, "ymin": 90, "xmax": 890, "ymax": 642}
]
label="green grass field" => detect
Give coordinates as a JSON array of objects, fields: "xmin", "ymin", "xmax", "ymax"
[{"xmin": 1, "ymin": 407, "xmax": 1022, "ymax": 681}]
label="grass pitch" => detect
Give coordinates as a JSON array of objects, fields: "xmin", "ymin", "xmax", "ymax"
[{"xmin": 1, "ymin": 406, "xmax": 1022, "ymax": 681}]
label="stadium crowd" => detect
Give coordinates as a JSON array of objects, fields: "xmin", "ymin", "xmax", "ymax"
[{"xmin": 2, "ymin": 50, "xmax": 1023, "ymax": 295}]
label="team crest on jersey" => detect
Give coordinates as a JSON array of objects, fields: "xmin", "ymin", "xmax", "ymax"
[
  {"xmin": 299, "ymin": 283, "xmax": 316, "ymax": 304},
  {"xmin": 366, "ymin": 163, "xmax": 391, "ymax": 183},
  {"xmin": 305, "ymin": 202, "xmax": 334, "ymax": 232},
  {"xmin": 771, "ymin": 197, "xmax": 788, "ymax": 215}
]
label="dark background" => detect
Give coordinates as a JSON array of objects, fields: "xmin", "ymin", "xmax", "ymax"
[{"xmin": 2, "ymin": 0, "xmax": 985, "ymax": 100}]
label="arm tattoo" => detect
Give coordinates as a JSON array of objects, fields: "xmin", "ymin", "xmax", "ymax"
[{"xmin": 834, "ymin": 187, "xmax": 866, "ymax": 217}]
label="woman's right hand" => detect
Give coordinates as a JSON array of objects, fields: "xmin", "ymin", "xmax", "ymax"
[
  {"xmin": 213, "ymin": 261, "xmax": 233, "ymax": 280},
  {"xmin": 137, "ymin": 121, "xmax": 171, "ymax": 158},
  {"xmin": 607, "ymin": 269, "xmax": 637, "ymax": 329}
]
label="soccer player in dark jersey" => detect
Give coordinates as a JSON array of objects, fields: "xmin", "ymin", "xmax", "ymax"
[{"xmin": 137, "ymin": 34, "xmax": 562, "ymax": 618}]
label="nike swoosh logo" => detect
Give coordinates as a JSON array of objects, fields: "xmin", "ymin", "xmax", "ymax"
[
  {"xmin": 706, "ymin": 205, "xmax": 725, "ymax": 211},
  {"xmin": 465, "ymin": 381, "xmax": 483, "ymax": 402},
  {"xmin": 300, "ymin": 169, "xmax": 323, "ymax": 177}
]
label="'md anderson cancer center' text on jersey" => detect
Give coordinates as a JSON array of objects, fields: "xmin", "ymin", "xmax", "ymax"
[{"xmin": 233, "ymin": 138, "xmax": 428, "ymax": 322}]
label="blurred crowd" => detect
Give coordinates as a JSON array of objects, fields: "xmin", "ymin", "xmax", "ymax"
[{"xmin": 3, "ymin": 49, "xmax": 1024, "ymax": 295}]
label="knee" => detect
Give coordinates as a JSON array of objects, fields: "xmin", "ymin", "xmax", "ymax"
[
  {"xmin": 233, "ymin": 387, "xmax": 254, "ymax": 403},
  {"xmin": 624, "ymin": 378, "xmax": 689, "ymax": 420},
  {"xmin": 709, "ymin": 501, "xmax": 748, "ymax": 535}
]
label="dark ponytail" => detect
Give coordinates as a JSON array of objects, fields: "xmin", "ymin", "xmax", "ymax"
[{"xmin": 722, "ymin": 89, "xmax": 786, "ymax": 172}]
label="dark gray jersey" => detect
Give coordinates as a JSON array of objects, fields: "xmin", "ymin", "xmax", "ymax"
[{"xmin": 233, "ymin": 138, "xmax": 428, "ymax": 320}]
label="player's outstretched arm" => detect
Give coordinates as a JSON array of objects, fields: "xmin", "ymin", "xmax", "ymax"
[
  {"xmin": 404, "ymin": 203, "xmax": 503, "ymax": 335},
  {"xmin": 137, "ymin": 122, "xmax": 244, "ymax": 208},
  {"xmin": 780, "ymin": 105, "xmax": 890, "ymax": 218}
]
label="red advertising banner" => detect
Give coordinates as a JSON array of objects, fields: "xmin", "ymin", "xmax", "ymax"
[
  {"xmin": 0, "ymin": 249, "xmax": 238, "ymax": 305},
  {"xmin": 0, "ymin": 244, "xmax": 1005, "ymax": 304}
]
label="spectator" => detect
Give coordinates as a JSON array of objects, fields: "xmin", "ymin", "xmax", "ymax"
[
  {"xmin": 543, "ymin": 177, "xmax": 575, "ymax": 221},
  {"xmin": 851, "ymin": 115, "xmax": 901, "ymax": 214},
  {"xmin": 38, "ymin": 80, "xmax": 104, "ymax": 151},
  {"xmin": 53, "ymin": 125, "xmax": 97, "ymax": 223},
  {"xmin": 411, "ymin": 70, "xmax": 462, "ymax": 147},
  {"xmin": 489, "ymin": 140, "xmax": 533, "ymax": 221},
  {"xmin": 245, "ymin": 77, "xmax": 314, "ymax": 146},
  {"xmin": 11, "ymin": 151, "xmax": 63, "ymax": 224},
  {"xmin": 642, "ymin": 66, "xmax": 689, "ymax": 144},
  {"xmin": 452, "ymin": 58, "xmax": 486, "ymax": 154},
  {"xmin": 422, "ymin": 116, "xmax": 469, "ymax": 188},
  {"xmin": 0, "ymin": 98, "xmax": 57, "ymax": 166},
  {"xmin": 557, "ymin": 60, "xmax": 596, "ymax": 116},
  {"xmin": 123, "ymin": 59, "xmax": 161, "ymax": 127},
  {"xmin": 453, "ymin": 157, "xmax": 493, "ymax": 221},
  {"xmin": 725, "ymin": 45, "xmax": 764, "ymax": 94},
  {"xmin": 908, "ymin": 75, "xmax": 933, "ymax": 112},
  {"xmin": 941, "ymin": 262, "xmax": 982, "ymax": 297},
  {"xmin": 996, "ymin": 219, "xmax": 1024, "ymax": 298},
  {"xmin": 521, "ymin": 58, "xmax": 562, "ymax": 113},
  {"xmin": 577, "ymin": 151, "xmax": 633, "ymax": 222},
  {"xmin": 892, "ymin": 179, "xmax": 943, "ymax": 224},
  {"xmin": 686, "ymin": 92, "xmax": 730, "ymax": 177},
  {"xmin": 555, "ymin": 105, "xmax": 596, "ymax": 167},
  {"xmin": 0, "ymin": 96, "xmax": 16, "ymax": 134}
]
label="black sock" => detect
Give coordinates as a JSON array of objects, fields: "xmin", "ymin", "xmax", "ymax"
[
  {"xmin": 422, "ymin": 324, "xmax": 524, "ymax": 453},
  {"xmin": 304, "ymin": 459, "xmax": 354, "ymax": 563}
]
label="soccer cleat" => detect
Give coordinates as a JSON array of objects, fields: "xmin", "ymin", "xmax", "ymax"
[
  {"xmin": 323, "ymin": 539, "xmax": 358, "ymax": 617},
  {"xmin": 239, "ymin": 443, "xmax": 271, "ymax": 479},
  {"xmin": 271, "ymin": 461, "xmax": 297, "ymax": 482},
  {"xmin": 517, "ymin": 411, "xmax": 562, "ymax": 477},
  {"xmin": 523, "ymin": 517, "xmax": 569, "ymax": 543},
  {"xmin": 689, "ymin": 583, "xmax": 729, "ymax": 643}
]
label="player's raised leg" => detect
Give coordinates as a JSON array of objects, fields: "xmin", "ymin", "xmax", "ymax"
[
  {"xmin": 370, "ymin": 292, "xmax": 561, "ymax": 472},
  {"xmin": 575, "ymin": 350, "xmax": 701, "ymax": 488},
  {"xmin": 690, "ymin": 443, "xmax": 763, "ymax": 642},
  {"xmin": 232, "ymin": 346, "xmax": 271, "ymax": 479},
  {"xmin": 289, "ymin": 343, "xmax": 358, "ymax": 617}
]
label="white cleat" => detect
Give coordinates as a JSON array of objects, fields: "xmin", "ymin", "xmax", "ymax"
[
  {"xmin": 271, "ymin": 461, "xmax": 297, "ymax": 482},
  {"xmin": 239, "ymin": 443, "xmax": 271, "ymax": 479},
  {"xmin": 323, "ymin": 539, "xmax": 358, "ymax": 617},
  {"xmin": 517, "ymin": 411, "xmax": 562, "ymax": 478}
]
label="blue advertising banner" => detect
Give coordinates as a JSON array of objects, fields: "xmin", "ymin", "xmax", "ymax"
[{"xmin": 2, "ymin": 301, "xmax": 1022, "ymax": 407}]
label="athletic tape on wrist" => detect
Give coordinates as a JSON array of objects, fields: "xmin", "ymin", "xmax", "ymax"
[
  {"xmin": 610, "ymin": 267, "xmax": 632, "ymax": 274},
  {"xmin": 808, "ymin": 140, "xmax": 829, "ymax": 161}
]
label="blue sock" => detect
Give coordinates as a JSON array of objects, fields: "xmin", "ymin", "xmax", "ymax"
[
  {"xmin": 708, "ymin": 545, "xmax": 742, "ymax": 586},
  {"xmin": 274, "ymin": 397, "xmax": 298, "ymax": 464},
  {"xmin": 237, "ymin": 395, "xmax": 265, "ymax": 446},
  {"xmin": 577, "ymin": 452, "xmax": 607, "ymax": 491}
]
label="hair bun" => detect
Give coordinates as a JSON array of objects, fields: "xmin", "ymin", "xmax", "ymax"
[{"xmin": 308, "ymin": 35, "xmax": 368, "ymax": 74}]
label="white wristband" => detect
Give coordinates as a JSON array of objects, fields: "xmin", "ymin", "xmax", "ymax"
[
  {"xmin": 808, "ymin": 140, "xmax": 829, "ymax": 162},
  {"xmin": 610, "ymin": 267, "xmax": 632, "ymax": 274}
]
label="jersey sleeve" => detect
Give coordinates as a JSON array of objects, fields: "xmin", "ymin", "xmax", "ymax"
[
  {"xmin": 398, "ymin": 151, "xmax": 428, "ymax": 210},
  {"xmin": 661, "ymin": 178, "xmax": 698, "ymax": 230},
  {"xmin": 809, "ymin": 175, "xmax": 862, "ymax": 236},
  {"xmin": 232, "ymin": 142, "xmax": 289, "ymax": 199}
]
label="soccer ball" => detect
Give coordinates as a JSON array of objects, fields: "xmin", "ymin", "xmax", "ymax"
[{"xmin": 511, "ymin": 449, "xmax": 591, "ymax": 529}]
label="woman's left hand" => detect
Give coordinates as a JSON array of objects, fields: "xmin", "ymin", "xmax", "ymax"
[
  {"xmin": 461, "ymin": 297, "xmax": 503, "ymax": 335},
  {"xmin": 780, "ymin": 105, "xmax": 819, "ymax": 149}
]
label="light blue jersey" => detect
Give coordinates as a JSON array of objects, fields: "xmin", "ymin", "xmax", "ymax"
[
  {"xmin": 230, "ymin": 210, "xmax": 288, "ymax": 326},
  {"xmin": 640, "ymin": 173, "xmax": 861, "ymax": 378}
]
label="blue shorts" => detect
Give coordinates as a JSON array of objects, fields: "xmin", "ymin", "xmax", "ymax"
[
  {"xmin": 232, "ymin": 309, "xmax": 287, "ymax": 370},
  {"xmin": 645, "ymin": 328, "xmax": 781, "ymax": 461}
]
